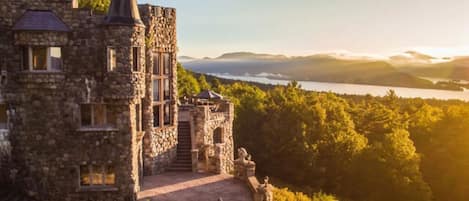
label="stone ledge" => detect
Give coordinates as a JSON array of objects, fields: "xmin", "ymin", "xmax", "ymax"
[
  {"xmin": 76, "ymin": 127, "xmax": 119, "ymax": 132},
  {"xmin": 77, "ymin": 186, "xmax": 119, "ymax": 192}
]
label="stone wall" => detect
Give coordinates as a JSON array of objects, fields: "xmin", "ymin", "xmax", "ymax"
[
  {"xmin": 180, "ymin": 100, "xmax": 235, "ymax": 174},
  {"xmin": 139, "ymin": 5, "xmax": 179, "ymax": 175},
  {"xmin": 0, "ymin": 0, "xmax": 176, "ymax": 200}
]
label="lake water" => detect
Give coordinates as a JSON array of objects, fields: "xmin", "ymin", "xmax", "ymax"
[{"xmin": 211, "ymin": 74, "xmax": 469, "ymax": 101}]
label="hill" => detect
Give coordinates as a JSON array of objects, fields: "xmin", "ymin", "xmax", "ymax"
[{"xmin": 182, "ymin": 52, "xmax": 462, "ymax": 90}]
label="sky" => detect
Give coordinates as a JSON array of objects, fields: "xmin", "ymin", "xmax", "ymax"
[{"xmin": 139, "ymin": 0, "xmax": 469, "ymax": 58}]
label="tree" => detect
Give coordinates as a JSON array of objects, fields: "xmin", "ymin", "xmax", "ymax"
[
  {"xmin": 78, "ymin": 0, "xmax": 110, "ymax": 13},
  {"xmin": 177, "ymin": 63, "xmax": 200, "ymax": 97}
]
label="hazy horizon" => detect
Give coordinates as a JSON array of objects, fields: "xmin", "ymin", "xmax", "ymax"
[{"xmin": 140, "ymin": 0, "xmax": 469, "ymax": 58}]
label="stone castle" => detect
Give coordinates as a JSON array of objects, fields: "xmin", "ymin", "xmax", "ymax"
[{"xmin": 0, "ymin": 0, "xmax": 236, "ymax": 200}]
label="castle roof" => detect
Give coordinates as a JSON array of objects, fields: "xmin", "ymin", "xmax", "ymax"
[
  {"xmin": 12, "ymin": 10, "xmax": 70, "ymax": 32},
  {"xmin": 105, "ymin": 0, "xmax": 143, "ymax": 26},
  {"xmin": 196, "ymin": 90, "xmax": 224, "ymax": 100}
]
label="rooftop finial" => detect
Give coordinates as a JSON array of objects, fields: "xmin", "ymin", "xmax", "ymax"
[{"xmin": 105, "ymin": 0, "xmax": 143, "ymax": 25}]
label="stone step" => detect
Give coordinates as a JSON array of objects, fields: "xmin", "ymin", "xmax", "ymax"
[{"xmin": 166, "ymin": 167, "xmax": 192, "ymax": 172}]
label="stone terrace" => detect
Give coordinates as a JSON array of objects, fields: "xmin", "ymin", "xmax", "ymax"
[{"xmin": 137, "ymin": 172, "xmax": 253, "ymax": 201}]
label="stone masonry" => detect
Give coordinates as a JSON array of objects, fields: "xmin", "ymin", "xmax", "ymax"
[
  {"xmin": 179, "ymin": 100, "xmax": 235, "ymax": 174},
  {"xmin": 0, "ymin": 0, "xmax": 177, "ymax": 200}
]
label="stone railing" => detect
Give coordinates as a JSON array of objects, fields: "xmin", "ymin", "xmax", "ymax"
[{"xmin": 234, "ymin": 148, "xmax": 273, "ymax": 201}]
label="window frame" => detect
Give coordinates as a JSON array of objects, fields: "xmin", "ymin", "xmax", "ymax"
[
  {"xmin": 0, "ymin": 103, "xmax": 8, "ymax": 130},
  {"xmin": 79, "ymin": 164, "xmax": 116, "ymax": 189},
  {"xmin": 152, "ymin": 52, "xmax": 174, "ymax": 128},
  {"xmin": 107, "ymin": 47, "xmax": 117, "ymax": 72},
  {"xmin": 132, "ymin": 46, "xmax": 141, "ymax": 72},
  {"xmin": 80, "ymin": 104, "xmax": 116, "ymax": 129},
  {"xmin": 23, "ymin": 46, "xmax": 62, "ymax": 72}
]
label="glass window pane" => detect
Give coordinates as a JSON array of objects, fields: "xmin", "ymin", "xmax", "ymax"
[
  {"xmin": 164, "ymin": 104, "xmax": 171, "ymax": 125},
  {"xmin": 0, "ymin": 104, "xmax": 7, "ymax": 129},
  {"xmin": 153, "ymin": 79, "xmax": 160, "ymax": 101},
  {"xmin": 105, "ymin": 165, "xmax": 115, "ymax": 185},
  {"xmin": 50, "ymin": 47, "xmax": 62, "ymax": 71},
  {"xmin": 80, "ymin": 165, "xmax": 91, "ymax": 186},
  {"xmin": 108, "ymin": 47, "xmax": 116, "ymax": 71},
  {"xmin": 91, "ymin": 165, "xmax": 104, "ymax": 185},
  {"xmin": 133, "ymin": 47, "xmax": 140, "ymax": 72},
  {"xmin": 153, "ymin": 105, "xmax": 160, "ymax": 127},
  {"xmin": 153, "ymin": 53, "xmax": 160, "ymax": 75},
  {"xmin": 164, "ymin": 79, "xmax": 170, "ymax": 100},
  {"xmin": 135, "ymin": 104, "xmax": 141, "ymax": 132},
  {"xmin": 94, "ymin": 104, "xmax": 106, "ymax": 126},
  {"xmin": 163, "ymin": 53, "xmax": 170, "ymax": 75},
  {"xmin": 32, "ymin": 47, "xmax": 47, "ymax": 70},
  {"xmin": 81, "ymin": 105, "xmax": 92, "ymax": 126}
]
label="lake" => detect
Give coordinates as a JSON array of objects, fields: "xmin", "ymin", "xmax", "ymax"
[{"xmin": 210, "ymin": 73, "xmax": 469, "ymax": 101}]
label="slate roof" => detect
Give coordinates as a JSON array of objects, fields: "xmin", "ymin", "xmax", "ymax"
[
  {"xmin": 196, "ymin": 90, "xmax": 224, "ymax": 100},
  {"xmin": 105, "ymin": 0, "xmax": 143, "ymax": 25},
  {"xmin": 12, "ymin": 10, "xmax": 70, "ymax": 32}
]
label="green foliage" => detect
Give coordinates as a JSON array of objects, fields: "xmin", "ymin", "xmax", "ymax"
[
  {"xmin": 78, "ymin": 0, "xmax": 110, "ymax": 13},
  {"xmin": 197, "ymin": 74, "xmax": 211, "ymax": 90},
  {"xmin": 177, "ymin": 64, "xmax": 469, "ymax": 201},
  {"xmin": 274, "ymin": 188, "xmax": 338, "ymax": 201},
  {"xmin": 177, "ymin": 63, "xmax": 201, "ymax": 97}
]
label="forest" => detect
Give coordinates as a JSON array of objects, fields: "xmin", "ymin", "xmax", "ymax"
[{"xmin": 179, "ymin": 64, "xmax": 469, "ymax": 201}]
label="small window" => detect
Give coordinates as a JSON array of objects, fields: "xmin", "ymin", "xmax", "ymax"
[
  {"xmin": 153, "ymin": 79, "xmax": 160, "ymax": 101},
  {"xmin": 135, "ymin": 104, "xmax": 142, "ymax": 132},
  {"xmin": 132, "ymin": 47, "xmax": 140, "ymax": 72},
  {"xmin": 153, "ymin": 105, "xmax": 160, "ymax": 128},
  {"xmin": 163, "ymin": 53, "xmax": 171, "ymax": 75},
  {"xmin": 213, "ymin": 127, "xmax": 223, "ymax": 144},
  {"xmin": 153, "ymin": 53, "xmax": 160, "ymax": 75},
  {"xmin": 164, "ymin": 104, "xmax": 171, "ymax": 125},
  {"xmin": 80, "ymin": 165, "xmax": 115, "ymax": 187},
  {"xmin": 80, "ymin": 104, "xmax": 115, "ymax": 128},
  {"xmin": 107, "ymin": 47, "xmax": 116, "ymax": 71},
  {"xmin": 0, "ymin": 104, "xmax": 7, "ymax": 129},
  {"xmin": 163, "ymin": 79, "xmax": 170, "ymax": 100},
  {"xmin": 22, "ymin": 46, "xmax": 62, "ymax": 71}
]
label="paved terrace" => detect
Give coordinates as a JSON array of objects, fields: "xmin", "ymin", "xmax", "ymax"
[{"xmin": 137, "ymin": 172, "xmax": 253, "ymax": 201}]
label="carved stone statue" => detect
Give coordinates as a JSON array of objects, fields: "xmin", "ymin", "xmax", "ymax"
[
  {"xmin": 234, "ymin": 147, "xmax": 256, "ymax": 179},
  {"xmin": 234, "ymin": 147, "xmax": 255, "ymax": 166},
  {"xmin": 258, "ymin": 176, "xmax": 273, "ymax": 201}
]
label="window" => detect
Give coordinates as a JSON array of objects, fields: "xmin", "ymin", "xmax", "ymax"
[
  {"xmin": 132, "ymin": 47, "xmax": 140, "ymax": 72},
  {"xmin": 163, "ymin": 53, "xmax": 171, "ymax": 75},
  {"xmin": 153, "ymin": 79, "xmax": 160, "ymax": 101},
  {"xmin": 107, "ymin": 47, "xmax": 116, "ymax": 71},
  {"xmin": 213, "ymin": 127, "xmax": 223, "ymax": 144},
  {"xmin": 153, "ymin": 52, "xmax": 173, "ymax": 128},
  {"xmin": 135, "ymin": 104, "xmax": 142, "ymax": 132},
  {"xmin": 153, "ymin": 53, "xmax": 160, "ymax": 75},
  {"xmin": 22, "ymin": 46, "xmax": 62, "ymax": 71},
  {"xmin": 80, "ymin": 104, "xmax": 116, "ymax": 128},
  {"xmin": 153, "ymin": 105, "xmax": 160, "ymax": 127},
  {"xmin": 164, "ymin": 79, "xmax": 171, "ymax": 100},
  {"xmin": 80, "ymin": 165, "xmax": 115, "ymax": 187},
  {"xmin": 0, "ymin": 104, "xmax": 7, "ymax": 129},
  {"xmin": 164, "ymin": 104, "xmax": 171, "ymax": 125}
]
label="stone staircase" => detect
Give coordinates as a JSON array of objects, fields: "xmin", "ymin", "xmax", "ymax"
[{"xmin": 167, "ymin": 122, "xmax": 192, "ymax": 172}]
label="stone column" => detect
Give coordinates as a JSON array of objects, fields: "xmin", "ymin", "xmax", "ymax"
[
  {"xmin": 191, "ymin": 149, "xmax": 198, "ymax": 173},
  {"xmin": 215, "ymin": 144, "xmax": 224, "ymax": 174}
]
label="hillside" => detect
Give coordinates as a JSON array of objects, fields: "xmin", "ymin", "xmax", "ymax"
[{"xmin": 181, "ymin": 52, "xmax": 462, "ymax": 90}]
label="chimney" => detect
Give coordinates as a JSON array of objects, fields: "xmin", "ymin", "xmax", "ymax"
[{"xmin": 105, "ymin": 0, "xmax": 143, "ymax": 25}]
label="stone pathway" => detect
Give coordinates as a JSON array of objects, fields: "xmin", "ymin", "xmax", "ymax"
[{"xmin": 137, "ymin": 172, "xmax": 253, "ymax": 201}]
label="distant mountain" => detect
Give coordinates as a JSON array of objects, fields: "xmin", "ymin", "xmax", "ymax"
[
  {"xmin": 180, "ymin": 51, "xmax": 469, "ymax": 90},
  {"xmin": 178, "ymin": 56, "xmax": 197, "ymax": 62}
]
